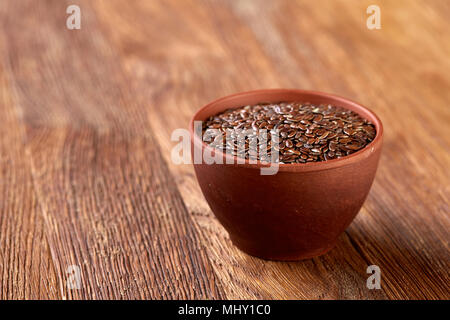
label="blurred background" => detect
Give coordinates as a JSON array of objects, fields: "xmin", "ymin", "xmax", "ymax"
[{"xmin": 0, "ymin": 0, "xmax": 448, "ymax": 299}]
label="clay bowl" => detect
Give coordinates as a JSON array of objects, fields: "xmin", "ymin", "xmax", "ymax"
[{"xmin": 190, "ymin": 89, "xmax": 383, "ymax": 260}]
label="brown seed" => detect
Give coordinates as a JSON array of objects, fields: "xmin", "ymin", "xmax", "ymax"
[
  {"xmin": 343, "ymin": 127, "xmax": 356, "ymax": 135},
  {"xmin": 286, "ymin": 148, "xmax": 300, "ymax": 155},
  {"xmin": 313, "ymin": 114, "xmax": 323, "ymax": 122},
  {"xmin": 329, "ymin": 141, "xmax": 337, "ymax": 151},
  {"xmin": 346, "ymin": 143, "xmax": 362, "ymax": 150},
  {"xmin": 287, "ymin": 130, "xmax": 296, "ymax": 138},
  {"xmin": 285, "ymin": 140, "xmax": 293, "ymax": 148},
  {"xmin": 317, "ymin": 131, "xmax": 330, "ymax": 140},
  {"xmin": 339, "ymin": 137, "xmax": 352, "ymax": 144}
]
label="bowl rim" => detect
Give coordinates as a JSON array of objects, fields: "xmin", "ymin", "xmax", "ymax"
[{"xmin": 190, "ymin": 89, "xmax": 383, "ymax": 172}]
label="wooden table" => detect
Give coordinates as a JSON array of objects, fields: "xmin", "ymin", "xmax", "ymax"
[{"xmin": 0, "ymin": 0, "xmax": 448, "ymax": 300}]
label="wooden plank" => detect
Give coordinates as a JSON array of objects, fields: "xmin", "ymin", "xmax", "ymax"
[
  {"xmin": 0, "ymin": 0, "xmax": 448, "ymax": 299},
  {"xmin": 94, "ymin": 0, "xmax": 449, "ymax": 299},
  {"xmin": 0, "ymin": 66, "xmax": 60, "ymax": 299},
  {"xmin": 2, "ymin": 0, "xmax": 224, "ymax": 299},
  {"xmin": 268, "ymin": 0, "xmax": 450, "ymax": 299},
  {"xmin": 224, "ymin": 0, "xmax": 450, "ymax": 299},
  {"xmin": 92, "ymin": 0, "xmax": 393, "ymax": 299}
]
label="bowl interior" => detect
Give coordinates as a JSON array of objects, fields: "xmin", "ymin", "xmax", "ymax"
[{"xmin": 190, "ymin": 89, "xmax": 383, "ymax": 172}]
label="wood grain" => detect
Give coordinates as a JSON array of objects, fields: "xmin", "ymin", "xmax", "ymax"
[
  {"xmin": 0, "ymin": 66, "xmax": 59, "ymax": 299},
  {"xmin": 1, "ymin": 0, "xmax": 223, "ymax": 299},
  {"xmin": 0, "ymin": 0, "xmax": 448, "ymax": 299}
]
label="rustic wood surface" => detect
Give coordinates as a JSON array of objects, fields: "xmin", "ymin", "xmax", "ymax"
[{"xmin": 0, "ymin": 0, "xmax": 448, "ymax": 299}]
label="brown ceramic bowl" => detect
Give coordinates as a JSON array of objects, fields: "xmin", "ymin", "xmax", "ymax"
[{"xmin": 190, "ymin": 89, "xmax": 383, "ymax": 260}]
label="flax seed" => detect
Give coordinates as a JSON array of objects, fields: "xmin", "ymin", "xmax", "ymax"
[{"xmin": 202, "ymin": 102, "xmax": 376, "ymax": 163}]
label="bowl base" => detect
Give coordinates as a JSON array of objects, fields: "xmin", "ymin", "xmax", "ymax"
[{"xmin": 230, "ymin": 237, "xmax": 336, "ymax": 261}]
